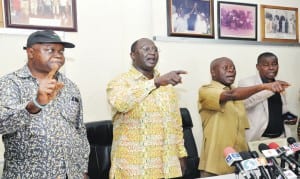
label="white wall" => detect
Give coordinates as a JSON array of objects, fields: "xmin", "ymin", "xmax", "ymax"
[
  {"xmin": 152, "ymin": 0, "xmax": 300, "ymax": 152},
  {"xmin": 0, "ymin": 0, "xmax": 299, "ymax": 159}
]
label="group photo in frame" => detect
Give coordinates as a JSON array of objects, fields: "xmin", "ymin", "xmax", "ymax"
[
  {"xmin": 4, "ymin": 0, "xmax": 77, "ymax": 32},
  {"xmin": 166, "ymin": 0, "xmax": 214, "ymax": 38},
  {"xmin": 217, "ymin": 1, "xmax": 257, "ymax": 41},
  {"xmin": 261, "ymin": 4, "xmax": 298, "ymax": 43}
]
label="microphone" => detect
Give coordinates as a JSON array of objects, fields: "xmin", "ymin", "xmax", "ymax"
[
  {"xmin": 287, "ymin": 137, "xmax": 300, "ymax": 161},
  {"xmin": 239, "ymin": 151, "xmax": 258, "ymax": 179},
  {"xmin": 282, "ymin": 145, "xmax": 300, "ymax": 168},
  {"xmin": 250, "ymin": 151, "xmax": 270, "ymax": 179},
  {"xmin": 287, "ymin": 137, "xmax": 297, "ymax": 146},
  {"xmin": 258, "ymin": 143, "xmax": 287, "ymax": 179},
  {"xmin": 224, "ymin": 147, "xmax": 252, "ymax": 179},
  {"xmin": 268, "ymin": 142, "xmax": 296, "ymax": 171}
]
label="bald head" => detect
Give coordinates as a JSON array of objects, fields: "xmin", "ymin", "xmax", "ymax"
[
  {"xmin": 130, "ymin": 38, "xmax": 153, "ymax": 53},
  {"xmin": 210, "ymin": 57, "xmax": 232, "ymax": 72},
  {"xmin": 210, "ymin": 57, "xmax": 236, "ymax": 86}
]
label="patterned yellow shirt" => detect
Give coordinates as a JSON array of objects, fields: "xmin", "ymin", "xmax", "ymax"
[{"xmin": 107, "ymin": 67, "xmax": 187, "ymax": 179}]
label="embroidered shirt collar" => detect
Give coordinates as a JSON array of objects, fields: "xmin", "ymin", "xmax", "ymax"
[{"xmin": 129, "ymin": 66, "xmax": 160, "ymax": 80}]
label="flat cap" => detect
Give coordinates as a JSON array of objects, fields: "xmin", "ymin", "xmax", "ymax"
[{"xmin": 23, "ymin": 30, "xmax": 75, "ymax": 49}]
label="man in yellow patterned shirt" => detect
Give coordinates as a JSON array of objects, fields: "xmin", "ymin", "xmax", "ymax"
[
  {"xmin": 107, "ymin": 38, "xmax": 188, "ymax": 179},
  {"xmin": 198, "ymin": 57, "xmax": 289, "ymax": 177}
]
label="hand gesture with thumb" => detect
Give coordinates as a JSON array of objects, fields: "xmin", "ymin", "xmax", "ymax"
[{"xmin": 36, "ymin": 65, "xmax": 64, "ymax": 105}]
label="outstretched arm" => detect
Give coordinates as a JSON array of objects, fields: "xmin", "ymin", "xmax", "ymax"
[{"xmin": 220, "ymin": 80, "xmax": 289, "ymax": 103}]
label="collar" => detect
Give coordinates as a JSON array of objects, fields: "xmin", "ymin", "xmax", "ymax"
[
  {"xmin": 260, "ymin": 76, "xmax": 275, "ymax": 83},
  {"xmin": 129, "ymin": 66, "xmax": 160, "ymax": 80},
  {"xmin": 15, "ymin": 65, "xmax": 61, "ymax": 80},
  {"xmin": 211, "ymin": 80, "xmax": 233, "ymax": 90},
  {"xmin": 15, "ymin": 65, "xmax": 33, "ymax": 78}
]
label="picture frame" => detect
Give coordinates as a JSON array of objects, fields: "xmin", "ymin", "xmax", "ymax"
[
  {"xmin": 4, "ymin": 0, "xmax": 78, "ymax": 32},
  {"xmin": 217, "ymin": 1, "xmax": 257, "ymax": 41},
  {"xmin": 260, "ymin": 5, "xmax": 298, "ymax": 43},
  {"xmin": 166, "ymin": 0, "xmax": 214, "ymax": 38},
  {"xmin": 0, "ymin": 1, "xmax": 4, "ymax": 27}
]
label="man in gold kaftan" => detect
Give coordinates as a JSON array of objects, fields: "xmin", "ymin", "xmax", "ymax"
[{"xmin": 107, "ymin": 38, "xmax": 187, "ymax": 179}]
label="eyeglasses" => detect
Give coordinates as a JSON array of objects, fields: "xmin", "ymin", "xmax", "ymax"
[
  {"xmin": 31, "ymin": 47, "xmax": 65, "ymax": 56},
  {"xmin": 139, "ymin": 46, "xmax": 159, "ymax": 53}
]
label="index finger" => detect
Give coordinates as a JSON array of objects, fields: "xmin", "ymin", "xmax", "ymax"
[
  {"xmin": 277, "ymin": 80, "xmax": 290, "ymax": 87},
  {"xmin": 47, "ymin": 65, "xmax": 59, "ymax": 79},
  {"xmin": 175, "ymin": 70, "xmax": 188, "ymax": 75}
]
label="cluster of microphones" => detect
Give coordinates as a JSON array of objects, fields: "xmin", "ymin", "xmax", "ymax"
[{"xmin": 224, "ymin": 137, "xmax": 300, "ymax": 179}]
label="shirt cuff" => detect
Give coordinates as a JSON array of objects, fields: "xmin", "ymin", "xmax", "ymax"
[{"xmin": 178, "ymin": 146, "xmax": 188, "ymax": 158}]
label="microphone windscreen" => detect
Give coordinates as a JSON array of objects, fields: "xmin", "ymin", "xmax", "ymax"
[
  {"xmin": 239, "ymin": 151, "xmax": 252, "ymax": 160},
  {"xmin": 224, "ymin": 146, "xmax": 236, "ymax": 157},
  {"xmin": 250, "ymin": 151, "xmax": 259, "ymax": 158},
  {"xmin": 258, "ymin": 143, "xmax": 269, "ymax": 152},
  {"xmin": 287, "ymin": 137, "xmax": 296, "ymax": 145},
  {"xmin": 268, "ymin": 142, "xmax": 280, "ymax": 149}
]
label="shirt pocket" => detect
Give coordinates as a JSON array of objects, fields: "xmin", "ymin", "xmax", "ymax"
[{"xmin": 60, "ymin": 96, "xmax": 80, "ymax": 126}]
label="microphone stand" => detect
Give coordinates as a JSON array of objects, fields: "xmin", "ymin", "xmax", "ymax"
[
  {"xmin": 258, "ymin": 166, "xmax": 270, "ymax": 179},
  {"xmin": 280, "ymin": 158, "xmax": 285, "ymax": 169},
  {"xmin": 234, "ymin": 167, "xmax": 252, "ymax": 179},
  {"xmin": 272, "ymin": 161, "xmax": 288, "ymax": 179},
  {"xmin": 265, "ymin": 165, "xmax": 276, "ymax": 179}
]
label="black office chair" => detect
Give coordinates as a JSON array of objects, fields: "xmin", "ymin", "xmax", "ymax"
[
  {"xmin": 85, "ymin": 120, "xmax": 113, "ymax": 179},
  {"xmin": 180, "ymin": 108, "xmax": 201, "ymax": 179},
  {"xmin": 85, "ymin": 108, "xmax": 200, "ymax": 179}
]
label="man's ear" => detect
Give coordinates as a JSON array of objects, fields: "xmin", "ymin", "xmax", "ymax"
[
  {"xmin": 27, "ymin": 48, "xmax": 34, "ymax": 59},
  {"xmin": 130, "ymin": 52, "xmax": 136, "ymax": 61},
  {"xmin": 256, "ymin": 63, "xmax": 259, "ymax": 70},
  {"xmin": 211, "ymin": 69, "xmax": 216, "ymax": 78}
]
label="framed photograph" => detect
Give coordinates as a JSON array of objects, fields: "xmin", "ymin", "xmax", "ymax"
[
  {"xmin": 0, "ymin": 1, "xmax": 4, "ymax": 27},
  {"xmin": 4, "ymin": 0, "xmax": 77, "ymax": 32},
  {"xmin": 167, "ymin": 0, "xmax": 214, "ymax": 38},
  {"xmin": 261, "ymin": 5, "xmax": 298, "ymax": 43},
  {"xmin": 217, "ymin": 1, "xmax": 257, "ymax": 40}
]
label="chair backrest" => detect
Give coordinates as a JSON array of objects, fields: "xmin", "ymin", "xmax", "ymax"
[
  {"xmin": 180, "ymin": 108, "xmax": 201, "ymax": 178},
  {"xmin": 181, "ymin": 108, "xmax": 198, "ymax": 157},
  {"xmin": 85, "ymin": 108, "xmax": 200, "ymax": 179},
  {"xmin": 85, "ymin": 120, "xmax": 113, "ymax": 179}
]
